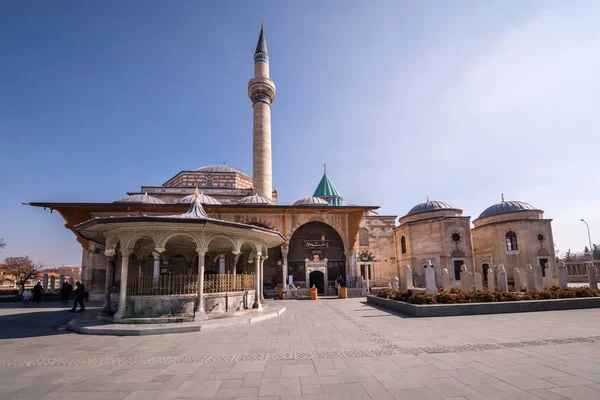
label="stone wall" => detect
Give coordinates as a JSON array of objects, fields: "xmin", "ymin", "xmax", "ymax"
[
  {"xmin": 394, "ymin": 217, "xmax": 474, "ymax": 286},
  {"xmin": 358, "ymin": 216, "xmax": 397, "ymax": 280},
  {"xmin": 472, "ymin": 219, "xmax": 556, "ymax": 280},
  {"xmin": 163, "ymin": 172, "xmax": 253, "ymax": 189}
]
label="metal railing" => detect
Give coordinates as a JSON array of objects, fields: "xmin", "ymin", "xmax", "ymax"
[
  {"xmin": 127, "ymin": 273, "xmax": 254, "ymax": 296},
  {"xmin": 204, "ymin": 274, "xmax": 254, "ymax": 293}
]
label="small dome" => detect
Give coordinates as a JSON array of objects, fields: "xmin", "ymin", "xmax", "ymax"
[
  {"xmin": 407, "ymin": 200, "xmax": 453, "ymax": 216},
  {"xmin": 176, "ymin": 192, "xmax": 222, "ymax": 205},
  {"xmin": 194, "ymin": 165, "xmax": 251, "ymax": 179},
  {"xmin": 479, "ymin": 200, "xmax": 538, "ymax": 219},
  {"xmin": 293, "ymin": 196, "xmax": 331, "ymax": 206},
  {"xmin": 114, "ymin": 193, "xmax": 165, "ymax": 204},
  {"xmin": 237, "ymin": 194, "xmax": 275, "ymax": 205}
]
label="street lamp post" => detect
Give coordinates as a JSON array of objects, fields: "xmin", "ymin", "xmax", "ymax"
[{"xmin": 581, "ymin": 219, "xmax": 594, "ymax": 262}]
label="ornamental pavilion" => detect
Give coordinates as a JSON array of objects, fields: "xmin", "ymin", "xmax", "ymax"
[{"xmin": 75, "ymin": 189, "xmax": 284, "ymax": 321}]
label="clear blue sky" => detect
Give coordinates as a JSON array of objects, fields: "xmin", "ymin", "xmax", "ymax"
[{"xmin": 1, "ymin": 1, "xmax": 598, "ymax": 266}]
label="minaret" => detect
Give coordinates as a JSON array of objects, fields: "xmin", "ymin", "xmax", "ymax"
[{"xmin": 248, "ymin": 22, "xmax": 276, "ymax": 201}]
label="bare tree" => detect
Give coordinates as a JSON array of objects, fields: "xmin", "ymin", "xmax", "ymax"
[{"xmin": 0, "ymin": 256, "xmax": 45, "ymax": 293}]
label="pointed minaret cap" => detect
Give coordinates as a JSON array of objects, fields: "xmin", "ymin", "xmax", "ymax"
[{"xmin": 255, "ymin": 22, "xmax": 268, "ymax": 54}]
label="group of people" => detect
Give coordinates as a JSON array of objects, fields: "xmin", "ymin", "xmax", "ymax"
[{"xmin": 22, "ymin": 280, "xmax": 87, "ymax": 312}]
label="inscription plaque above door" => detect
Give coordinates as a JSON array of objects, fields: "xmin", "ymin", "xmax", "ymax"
[{"xmin": 304, "ymin": 240, "xmax": 329, "ymax": 249}]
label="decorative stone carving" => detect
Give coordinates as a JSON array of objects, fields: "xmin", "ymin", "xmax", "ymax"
[
  {"xmin": 558, "ymin": 261, "xmax": 568, "ymax": 289},
  {"xmin": 402, "ymin": 265, "xmax": 414, "ymax": 290},
  {"xmin": 498, "ymin": 264, "xmax": 508, "ymax": 292},
  {"xmin": 588, "ymin": 263, "xmax": 598, "ymax": 290},
  {"xmin": 487, "ymin": 265, "xmax": 495, "ymax": 290},
  {"xmin": 526, "ymin": 264, "xmax": 535, "ymax": 291},
  {"xmin": 424, "ymin": 260, "xmax": 437, "ymax": 295},
  {"xmin": 544, "ymin": 263, "xmax": 554, "ymax": 289},
  {"xmin": 474, "ymin": 273, "xmax": 483, "ymax": 291},
  {"xmin": 441, "ymin": 268, "xmax": 450, "ymax": 291}
]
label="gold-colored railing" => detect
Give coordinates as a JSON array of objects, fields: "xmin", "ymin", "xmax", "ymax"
[
  {"xmin": 204, "ymin": 274, "xmax": 255, "ymax": 293},
  {"xmin": 127, "ymin": 274, "xmax": 254, "ymax": 296}
]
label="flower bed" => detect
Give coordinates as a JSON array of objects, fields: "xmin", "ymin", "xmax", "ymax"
[{"xmin": 377, "ymin": 286, "xmax": 600, "ymax": 305}]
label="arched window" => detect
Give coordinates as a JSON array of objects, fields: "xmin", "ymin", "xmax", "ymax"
[
  {"xmin": 401, "ymin": 236, "xmax": 407, "ymax": 254},
  {"xmin": 506, "ymin": 231, "xmax": 518, "ymax": 251},
  {"xmin": 359, "ymin": 228, "xmax": 369, "ymax": 246}
]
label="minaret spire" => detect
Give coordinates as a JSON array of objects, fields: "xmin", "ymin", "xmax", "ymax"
[{"xmin": 248, "ymin": 23, "xmax": 276, "ymax": 201}]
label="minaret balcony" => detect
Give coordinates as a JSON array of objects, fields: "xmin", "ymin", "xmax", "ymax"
[{"xmin": 248, "ymin": 77, "xmax": 276, "ymax": 104}]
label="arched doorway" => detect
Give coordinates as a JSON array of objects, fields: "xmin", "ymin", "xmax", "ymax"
[
  {"xmin": 309, "ymin": 270, "xmax": 325, "ymax": 293},
  {"xmin": 288, "ymin": 221, "xmax": 346, "ymax": 291}
]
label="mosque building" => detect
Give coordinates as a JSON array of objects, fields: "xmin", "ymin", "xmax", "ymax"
[{"xmin": 30, "ymin": 24, "xmax": 556, "ymax": 302}]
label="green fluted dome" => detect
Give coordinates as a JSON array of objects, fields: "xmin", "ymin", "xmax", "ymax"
[{"xmin": 313, "ymin": 165, "xmax": 343, "ymax": 206}]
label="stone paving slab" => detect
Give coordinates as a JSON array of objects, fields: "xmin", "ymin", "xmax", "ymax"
[{"xmin": 2, "ymin": 299, "xmax": 600, "ymax": 399}]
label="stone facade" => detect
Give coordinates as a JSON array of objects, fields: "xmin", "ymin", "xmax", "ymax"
[
  {"xmin": 358, "ymin": 216, "xmax": 397, "ymax": 282},
  {"xmin": 472, "ymin": 210, "xmax": 556, "ymax": 281},
  {"xmin": 163, "ymin": 171, "xmax": 253, "ymax": 190},
  {"xmin": 394, "ymin": 208, "xmax": 474, "ymax": 288}
]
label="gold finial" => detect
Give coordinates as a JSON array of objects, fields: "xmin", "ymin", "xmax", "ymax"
[
  {"xmin": 426, "ymin": 196, "xmax": 429, "ymax": 202},
  {"xmin": 194, "ymin": 187, "xmax": 200, "ymax": 201},
  {"xmin": 224, "ymin": 161, "xmax": 227, "ymax": 165},
  {"xmin": 324, "ymin": 163, "xmax": 327, "ymax": 174},
  {"xmin": 501, "ymin": 193, "xmax": 505, "ymax": 202}
]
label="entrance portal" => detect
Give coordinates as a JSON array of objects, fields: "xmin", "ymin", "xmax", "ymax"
[{"xmin": 309, "ymin": 270, "xmax": 325, "ymax": 294}]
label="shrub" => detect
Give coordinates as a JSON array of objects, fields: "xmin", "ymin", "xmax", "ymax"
[
  {"xmin": 449, "ymin": 287, "xmax": 461, "ymax": 294},
  {"xmin": 377, "ymin": 288, "xmax": 391, "ymax": 298},
  {"xmin": 393, "ymin": 289, "xmax": 412, "ymax": 302},
  {"xmin": 408, "ymin": 293, "xmax": 437, "ymax": 304},
  {"xmin": 435, "ymin": 291, "xmax": 456, "ymax": 304}
]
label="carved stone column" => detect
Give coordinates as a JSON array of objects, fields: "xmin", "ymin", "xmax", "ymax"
[
  {"xmin": 101, "ymin": 252, "xmax": 115, "ymax": 313},
  {"xmin": 152, "ymin": 251, "xmax": 161, "ymax": 287},
  {"xmin": 196, "ymin": 247, "xmax": 208, "ymax": 316},
  {"xmin": 114, "ymin": 248, "xmax": 132, "ymax": 321},
  {"xmin": 260, "ymin": 256, "xmax": 267, "ymax": 304},
  {"xmin": 253, "ymin": 254, "xmax": 263, "ymax": 310},
  {"xmin": 281, "ymin": 246, "xmax": 289, "ymax": 292},
  {"xmin": 218, "ymin": 255, "xmax": 226, "ymax": 275}
]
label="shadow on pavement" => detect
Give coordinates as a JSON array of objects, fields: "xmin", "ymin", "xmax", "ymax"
[{"xmin": 0, "ymin": 301, "xmax": 102, "ymax": 339}]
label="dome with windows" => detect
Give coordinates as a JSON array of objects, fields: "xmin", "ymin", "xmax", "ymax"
[
  {"xmin": 114, "ymin": 193, "xmax": 165, "ymax": 204},
  {"xmin": 478, "ymin": 200, "xmax": 539, "ymax": 219},
  {"xmin": 176, "ymin": 192, "xmax": 222, "ymax": 205},
  {"xmin": 406, "ymin": 200, "xmax": 454, "ymax": 216},
  {"xmin": 292, "ymin": 196, "xmax": 331, "ymax": 206},
  {"xmin": 194, "ymin": 165, "xmax": 251, "ymax": 179},
  {"xmin": 237, "ymin": 194, "xmax": 275, "ymax": 205}
]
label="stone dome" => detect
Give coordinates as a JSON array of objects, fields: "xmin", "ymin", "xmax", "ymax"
[
  {"xmin": 407, "ymin": 200, "xmax": 454, "ymax": 216},
  {"xmin": 293, "ymin": 196, "xmax": 331, "ymax": 206},
  {"xmin": 479, "ymin": 200, "xmax": 538, "ymax": 219},
  {"xmin": 176, "ymin": 192, "xmax": 222, "ymax": 205},
  {"xmin": 194, "ymin": 165, "xmax": 251, "ymax": 179},
  {"xmin": 114, "ymin": 193, "xmax": 165, "ymax": 204},
  {"xmin": 237, "ymin": 194, "xmax": 275, "ymax": 205}
]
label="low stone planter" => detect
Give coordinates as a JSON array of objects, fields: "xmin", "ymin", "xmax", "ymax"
[{"xmin": 366, "ymin": 295, "xmax": 600, "ymax": 317}]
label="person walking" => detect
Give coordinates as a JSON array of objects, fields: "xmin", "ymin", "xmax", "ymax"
[
  {"xmin": 32, "ymin": 281, "xmax": 45, "ymax": 304},
  {"xmin": 60, "ymin": 280, "xmax": 72, "ymax": 304},
  {"xmin": 70, "ymin": 281, "xmax": 86, "ymax": 313}
]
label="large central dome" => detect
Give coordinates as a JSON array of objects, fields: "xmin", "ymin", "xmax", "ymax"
[{"xmin": 194, "ymin": 165, "xmax": 251, "ymax": 179}]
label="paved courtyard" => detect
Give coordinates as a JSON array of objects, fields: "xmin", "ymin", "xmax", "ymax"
[{"xmin": 1, "ymin": 298, "xmax": 600, "ymax": 399}]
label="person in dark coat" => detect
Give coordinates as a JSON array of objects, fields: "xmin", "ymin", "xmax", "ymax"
[
  {"xmin": 60, "ymin": 281, "xmax": 72, "ymax": 304},
  {"xmin": 70, "ymin": 281, "xmax": 86, "ymax": 313},
  {"xmin": 32, "ymin": 282, "xmax": 44, "ymax": 304}
]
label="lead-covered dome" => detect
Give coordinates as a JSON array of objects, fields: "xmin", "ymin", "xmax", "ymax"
[
  {"xmin": 237, "ymin": 194, "xmax": 275, "ymax": 205},
  {"xmin": 114, "ymin": 193, "xmax": 165, "ymax": 204},
  {"xmin": 194, "ymin": 165, "xmax": 251, "ymax": 179},
  {"xmin": 479, "ymin": 200, "xmax": 538, "ymax": 219},
  {"xmin": 176, "ymin": 192, "xmax": 221, "ymax": 205},
  {"xmin": 293, "ymin": 196, "xmax": 331, "ymax": 206},
  {"xmin": 407, "ymin": 200, "xmax": 453, "ymax": 216}
]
